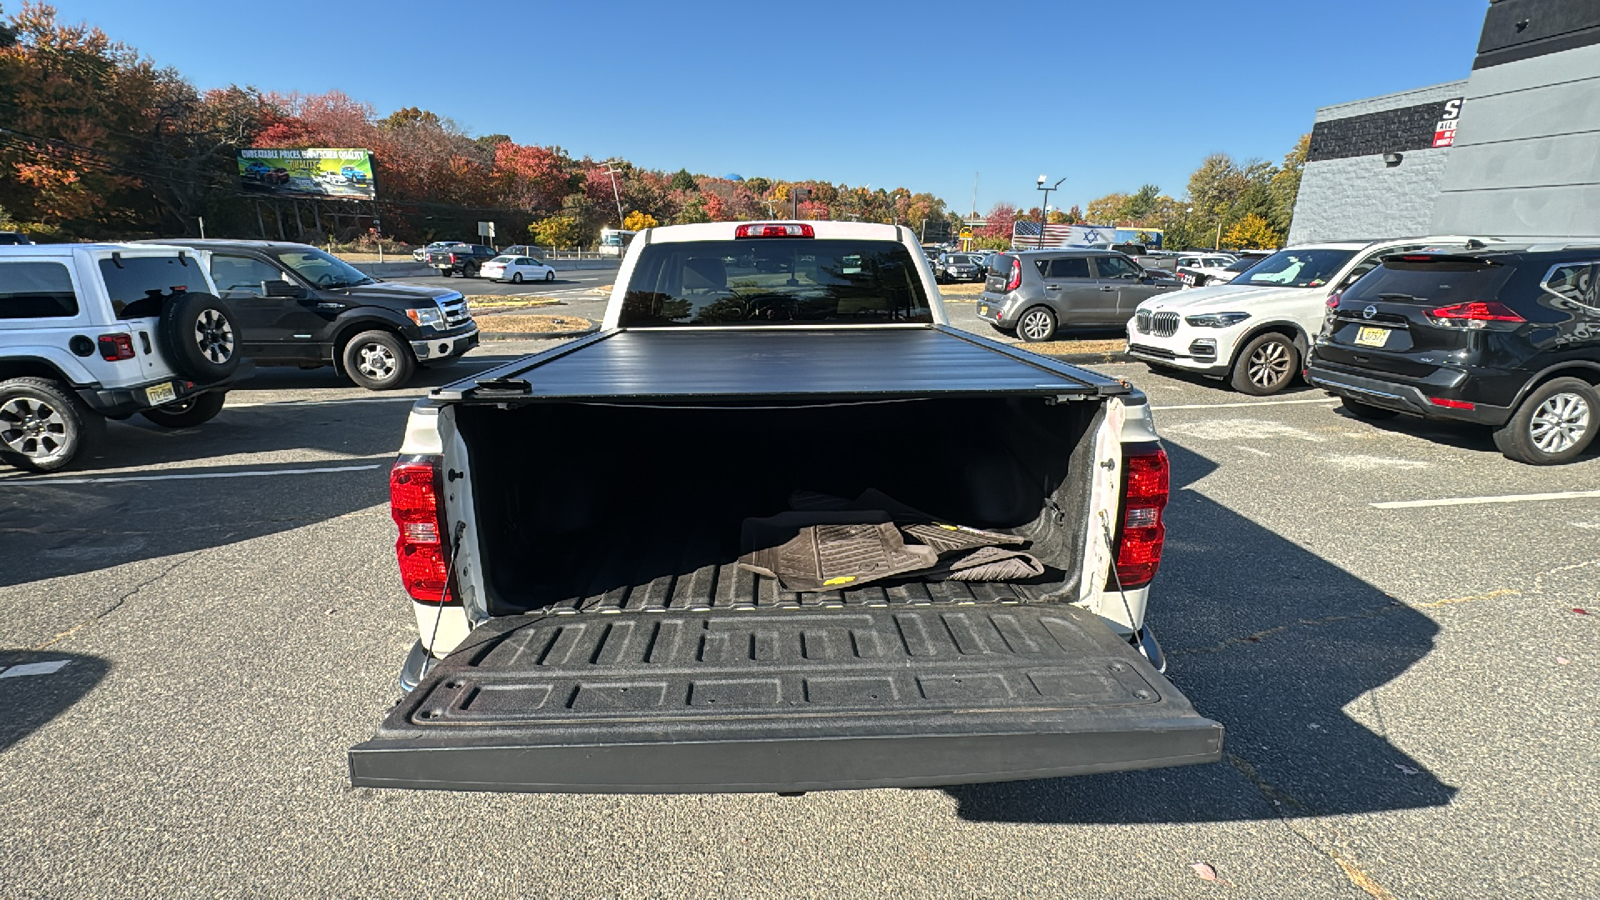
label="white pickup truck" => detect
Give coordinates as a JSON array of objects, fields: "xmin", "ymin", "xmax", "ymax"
[{"xmin": 348, "ymin": 221, "xmax": 1222, "ymax": 793}]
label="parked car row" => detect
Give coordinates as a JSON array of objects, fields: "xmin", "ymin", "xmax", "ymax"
[
  {"xmin": 0, "ymin": 240, "xmax": 481, "ymax": 472},
  {"xmin": 1126, "ymin": 236, "xmax": 1600, "ymax": 465},
  {"xmin": 972, "ymin": 236, "xmax": 1600, "ymax": 464},
  {"xmin": 976, "ymin": 249, "xmax": 1182, "ymax": 340},
  {"xmin": 410, "ymin": 242, "xmax": 561, "ymax": 285}
]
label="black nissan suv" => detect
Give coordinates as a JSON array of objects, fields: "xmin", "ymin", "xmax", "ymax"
[{"xmin": 1308, "ymin": 245, "xmax": 1600, "ymax": 465}]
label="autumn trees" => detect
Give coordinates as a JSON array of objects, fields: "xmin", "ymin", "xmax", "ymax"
[
  {"xmin": 0, "ymin": 4, "xmax": 960, "ymax": 245},
  {"xmin": 1078, "ymin": 136, "xmax": 1308, "ymax": 250}
]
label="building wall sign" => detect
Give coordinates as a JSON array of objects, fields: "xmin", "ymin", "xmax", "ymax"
[
  {"xmin": 1433, "ymin": 99, "xmax": 1464, "ymax": 148},
  {"xmin": 1307, "ymin": 99, "xmax": 1464, "ymax": 162}
]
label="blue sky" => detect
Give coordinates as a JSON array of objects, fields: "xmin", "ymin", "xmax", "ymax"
[{"xmin": 49, "ymin": 0, "xmax": 1487, "ymax": 215}]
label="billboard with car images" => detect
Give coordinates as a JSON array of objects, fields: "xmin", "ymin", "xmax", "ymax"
[{"xmin": 237, "ymin": 148, "xmax": 375, "ymax": 199}]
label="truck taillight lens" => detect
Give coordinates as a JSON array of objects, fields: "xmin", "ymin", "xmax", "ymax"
[
  {"xmin": 1005, "ymin": 258, "xmax": 1022, "ymax": 292},
  {"xmin": 391, "ymin": 457, "xmax": 449, "ymax": 602},
  {"xmin": 98, "ymin": 333, "xmax": 135, "ymax": 361},
  {"xmin": 1113, "ymin": 447, "xmax": 1170, "ymax": 589}
]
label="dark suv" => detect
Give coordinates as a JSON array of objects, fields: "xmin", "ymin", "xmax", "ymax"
[
  {"xmin": 977, "ymin": 249, "xmax": 1179, "ymax": 342},
  {"xmin": 1308, "ymin": 246, "xmax": 1600, "ymax": 464}
]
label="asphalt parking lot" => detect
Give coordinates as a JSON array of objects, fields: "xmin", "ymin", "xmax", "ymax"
[{"xmin": 2, "ymin": 325, "xmax": 1598, "ymax": 897}]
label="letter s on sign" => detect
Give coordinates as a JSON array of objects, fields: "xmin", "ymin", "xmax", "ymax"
[{"xmin": 1441, "ymin": 99, "xmax": 1462, "ymax": 120}]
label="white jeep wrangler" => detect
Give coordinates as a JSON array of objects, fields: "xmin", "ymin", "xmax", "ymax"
[{"xmin": 0, "ymin": 243, "xmax": 247, "ymax": 472}]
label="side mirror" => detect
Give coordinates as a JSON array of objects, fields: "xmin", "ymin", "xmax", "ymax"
[{"xmin": 263, "ymin": 280, "xmax": 305, "ymax": 299}]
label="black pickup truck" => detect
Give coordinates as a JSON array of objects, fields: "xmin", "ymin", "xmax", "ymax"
[
  {"xmin": 425, "ymin": 243, "xmax": 498, "ymax": 278},
  {"xmin": 348, "ymin": 221, "xmax": 1221, "ymax": 793},
  {"xmin": 157, "ymin": 240, "xmax": 479, "ymax": 389}
]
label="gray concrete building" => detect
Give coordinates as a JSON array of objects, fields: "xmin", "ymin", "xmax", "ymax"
[
  {"xmin": 1289, "ymin": 0, "xmax": 1600, "ymax": 245},
  {"xmin": 1288, "ymin": 81, "xmax": 1466, "ymax": 244}
]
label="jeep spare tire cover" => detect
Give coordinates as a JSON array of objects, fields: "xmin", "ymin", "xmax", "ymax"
[{"xmin": 159, "ymin": 292, "xmax": 240, "ymax": 382}]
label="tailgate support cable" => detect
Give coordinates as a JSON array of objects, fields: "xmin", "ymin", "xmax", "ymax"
[
  {"xmin": 1099, "ymin": 510, "xmax": 1142, "ymax": 649},
  {"xmin": 421, "ymin": 519, "xmax": 468, "ymax": 683}
]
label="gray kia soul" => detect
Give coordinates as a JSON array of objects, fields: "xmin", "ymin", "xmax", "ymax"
[{"xmin": 977, "ymin": 249, "xmax": 1180, "ymax": 342}]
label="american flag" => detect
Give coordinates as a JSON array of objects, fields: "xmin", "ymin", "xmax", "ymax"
[{"xmin": 1011, "ymin": 221, "xmax": 1078, "ymax": 247}]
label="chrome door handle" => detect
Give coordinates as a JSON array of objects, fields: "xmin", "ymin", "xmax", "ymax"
[
  {"xmin": 1045, "ymin": 285, "xmax": 1061, "ymax": 291},
  {"xmin": 1099, "ymin": 286, "xmax": 1115, "ymax": 292}
]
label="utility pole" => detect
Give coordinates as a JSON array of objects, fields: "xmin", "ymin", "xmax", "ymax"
[{"xmin": 604, "ymin": 165, "xmax": 625, "ymax": 226}]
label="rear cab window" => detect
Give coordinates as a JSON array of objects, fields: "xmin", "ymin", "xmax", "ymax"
[
  {"xmin": 0, "ymin": 260, "xmax": 79, "ymax": 319},
  {"xmin": 98, "ymin": 254, "xmax": 206, "ymax": 320},
  {"xmin": 619, "ymin": 238, "xmax": 933, "ymax": 327}
]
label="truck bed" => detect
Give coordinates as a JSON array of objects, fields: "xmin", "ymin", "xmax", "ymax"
[
  {"xmin": 515, "ymin": 521, "xmax": 1067, "ymax": 617},
  {"xmin": 453, "ymin": 383, "xmax": 1104, "ymax": 617}
]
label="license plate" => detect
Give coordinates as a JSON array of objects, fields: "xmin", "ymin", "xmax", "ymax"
[
  {"xmin": 144, "ymin": 382, "xmax": 176, "ymax": 406},
  {"xmin": 978, "ymin": 305, "xmax": 990, "ymax": 316},
  {"xmin": 1354, "ymin": 326, "xmax": 1391, "ymax": 348}
]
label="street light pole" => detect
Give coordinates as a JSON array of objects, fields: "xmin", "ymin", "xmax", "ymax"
[{"xmin": 1035, "ymin": 176, "xmax": 1065, "ymax": 249}]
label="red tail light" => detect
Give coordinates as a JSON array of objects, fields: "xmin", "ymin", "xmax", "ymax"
[
  {"xmin": 391, "ymin": 458, "xmax": 449, "ymax": 602},
  {"xmin": 1004, "ymin": 257, "xmax": 1023, "ymax": 292},
  {"xmin": 98, "ymin": 333, "xmax": 135, "ymax": 361},
  {"xmin": 734, "ymin": 223, "xmax": 814, "ymax": 238},
  {"xmin": 1113, "ymin": 447, "xmax": 1170, "ymax": 588},
  {"xmin": 1326, "ymin": 292, "xmax": 1341, "ymax": 309},
  {"xmin": 1427, "ymin": 301, "xmax": 1525, "ymax": 325}
]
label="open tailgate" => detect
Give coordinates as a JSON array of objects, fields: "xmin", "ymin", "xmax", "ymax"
[{"xmin": 349, "ymin": 604, "xmax": 1222, "ymax": 793}]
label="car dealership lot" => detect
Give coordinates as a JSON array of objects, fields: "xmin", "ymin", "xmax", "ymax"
[{"xmin": 2, "ymin": 345, "xmax": 1596, "ymax": 898}]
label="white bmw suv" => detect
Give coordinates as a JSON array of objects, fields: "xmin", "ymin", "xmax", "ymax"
[{"xmin": 1126, "ymin": 237, "xmax": 1498, "ymax": 395}]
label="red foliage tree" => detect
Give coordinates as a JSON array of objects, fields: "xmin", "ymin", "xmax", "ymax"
[
  {"xmin": 978, "ymin": 202, "xmax": 1017, "ymax": 240},
  {"xmin": 492, "ymin": 141, "xmax": 570, "ymax": 212}
]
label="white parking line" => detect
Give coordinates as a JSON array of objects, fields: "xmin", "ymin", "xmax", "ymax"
[
  {"xmin": 0, "ymin": 660, "xmax": 71, "ymax": 679},
  {"xmin": 5, "ymin": 464, "xmax": 382, "ymax": 486},
  {"xmin": 1372, "ymin": 489, "xmax": 1600, "ymax": 510},
  {"xmin": 1153, "ymin": 398, "xmax": 1341, "ymax": 411},
  {"xmin": 226, "ymin": 396, "xmax": 421, "ymax": 409}
]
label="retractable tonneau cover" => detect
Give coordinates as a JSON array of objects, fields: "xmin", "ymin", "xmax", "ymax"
[{"xmin": 432, "ymin": 326, "xmax": 1128, "ymax": 403}]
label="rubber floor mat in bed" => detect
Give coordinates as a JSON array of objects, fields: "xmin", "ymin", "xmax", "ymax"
[{"xmin": 739, "ymin": 512, "xmax": 939, "ymax": 592}]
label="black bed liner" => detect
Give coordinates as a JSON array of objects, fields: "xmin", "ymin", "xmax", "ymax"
[
  {"xmin": 349, "ymin": 603, "xmax": 1222, "ymax": 793},
  {"xmin": 517, "ymin": 555, "xmax": 1065, "ymax": 616},
  {"xmin": 433, "ymin": 326, "xmax": 1130, "ymax": 403}
]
